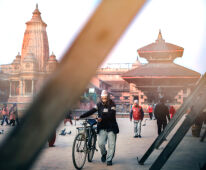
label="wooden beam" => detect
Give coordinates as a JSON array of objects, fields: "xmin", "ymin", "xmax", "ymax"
[
  {"xmin": 149, "ymin": 80, "xmax": 206, "ymax": 170},
  {"xmin": 138, "ymin": 74, "xmax": 206, "ymax": 165},
  {"xmin": 0, "ymin": 0, "xmax": 146, "ymax": 170}
]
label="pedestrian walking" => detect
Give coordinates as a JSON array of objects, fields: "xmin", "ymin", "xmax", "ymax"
[
  {"xmin": 1, "ymin": 104, "xmax": 9, "ymax": 126},
  {"xmin": 79, "ymin": 90, "xmax": 119, "ymax": 166},
  {"xmin": 130, "ymin": 100, "xmax": 144, "ymax": 138},
  {"xmin": 48, "ymin": 130, "xmax": 56, "ymax": 147},
  {"xmin": 148, "ymin": 105, "xmax": 153, "ymax": 120},
  {"xmin": 9, "ymin": 103, "xmax": 19, "ymax": 126},
  {"xmin": 14, "ymin": 103, "xmax": 20, "ymax": 126},
  {"xmin": 169, "ymin": 105, "xmax": 176, "ymax": 119},
  {"xmin": 9, "ymin": 108, "xmax": 15, "ymax": 126},
  {"xmin": 154, "ymin": 98, "xmax": 170, "ymax": 135},
  {"xmin": 64, "ymin": 110, "xmax": 73, "ymax": 126}
]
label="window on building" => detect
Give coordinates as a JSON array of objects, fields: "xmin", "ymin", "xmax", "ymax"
[
  {"xmin": 114, "ymin": 96, "xmax": 120, "ymax": 100},
  {"xmin": 133, "ymin": 95, "xmax": 139, "ymax": 101},
  {"xmin": 11, "ymin": 81, "xmax": 19, "ymax": 96},
  {"xmin": 124, "ymin": 96, "xmax": 129, "ymax": 100},
  {"xmin": 25, "ymin": 80, "xmax": 32, "ymax": 95}
]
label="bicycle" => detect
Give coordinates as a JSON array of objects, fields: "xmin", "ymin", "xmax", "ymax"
[{"xmin": 72, "ymin": 118, "xmax": 98, "ymax": 170}]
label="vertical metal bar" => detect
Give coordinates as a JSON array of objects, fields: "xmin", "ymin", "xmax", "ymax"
[
  {"xmin": 138, "ymin": 74, "xmax": 206, "ymax": 165},
  {"xmin": 149, "ymin": 86, "xmax": 206, "ymax": 170},
  {"xmin": 0, "ymin": 1, "xmax": 146, "ymax": 170}
]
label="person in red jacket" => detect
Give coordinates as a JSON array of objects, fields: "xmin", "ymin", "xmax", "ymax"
[
  {"xmin": 169, "ymin": 105, "xmax": 176, "ymax": 118},
  {"xmin": 148, "ymin": 105, "xmax": 153, "ymax": 120},
  {"xmin": 130, "ymin": 100, "xmax": 144, "ymax": 138}
]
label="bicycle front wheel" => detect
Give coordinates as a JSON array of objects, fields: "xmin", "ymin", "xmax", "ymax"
[
  {"xmin": 72, "ymin": 133, "xmax": 87, "ymax": 170},
  {"xmin": 88, "ymin": 133, "xmax": 97, "ymax": 162}
]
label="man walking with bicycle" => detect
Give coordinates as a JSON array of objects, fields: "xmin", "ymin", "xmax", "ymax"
[{"xmin": 79, "ymin": 90, "xmax": 119, "ymax": 166}]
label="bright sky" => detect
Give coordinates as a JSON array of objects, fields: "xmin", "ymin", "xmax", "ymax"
[{"xmin": 0, "ymin": 0, "xmax": 206, "ymax": 74}]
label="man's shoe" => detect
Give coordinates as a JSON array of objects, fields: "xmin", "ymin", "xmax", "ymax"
[
  {"xmin": 107, "ymin": 160, "xmax": 112, "ymax": 166},
  {"xmin": 133, "ymin": 135, "xmax": 138, "ymax": 138},
  {"xmin": 138, "ymin": 135, "xmax": 142, "ymax": 138},
  {"xmin": 101, "ymin": 151, "xmax": 107, "ymax": 162}
]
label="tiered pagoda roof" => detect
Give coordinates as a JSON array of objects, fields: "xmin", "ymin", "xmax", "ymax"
[
  {"xmin": 137, "ymin": 30, "xmax": 184, "ymax": 63},
  {"xmin": 122, "ymin": 30, "xmax": 201, "ymax": 84},
  {"xmin": 122, "ymin": 30, "xmax": 201, "ymax": 103}
]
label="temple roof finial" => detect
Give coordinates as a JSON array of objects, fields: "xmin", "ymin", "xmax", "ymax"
[
  {"xmin": 158, "ymin": 29, "xmax": 163, "ymax": 40},
  {"xmin": 156, "ymin": 29, "xmax": 165, "ymax": 43},
  {"xmin": 36, "ymin": 3, "xmax": 38, "ymax": 9}
]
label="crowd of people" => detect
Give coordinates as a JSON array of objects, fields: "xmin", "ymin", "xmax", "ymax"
[
  {"xmin": 0, "ymin": 103, "xmax": 19, "ymax": 126},
  {"xmin": 129, "ymin": 98, "xmax": 176, "ymax": 138},
  {"xmin": 0, "ymin": 91, "xmax": 179, "ymax": 167},
  {"xmin": 76, "ymin": 89, "xmax": 181, "ymax": 166}
]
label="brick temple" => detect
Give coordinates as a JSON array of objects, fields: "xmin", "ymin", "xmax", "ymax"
[
  {"xmin": 0, "ymin": 5, "xmax": 201, "ymax": 113},
  {"xmin": 97, "ymin": 31, "xmax": 201, "ymax": 111},
  {"xmin": 0, "ymin": 5, "xmax": 58, "ymax": 110}
]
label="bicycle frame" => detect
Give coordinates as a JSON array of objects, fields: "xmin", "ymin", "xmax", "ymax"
[{"xmin": 76, "ymin": 119, "xmax": 97, "ymax": 152}]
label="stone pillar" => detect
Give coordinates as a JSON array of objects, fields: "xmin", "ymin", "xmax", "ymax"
[
  {"xmin": 9, "ymin": 81, "xmax": 12, "ymax": 97},
  {"xmin": 32, "ymin": 80, "xmax": 34, "ymax": 95},
  {"xmin": 22, "ymin": 80, "xmax": 25, "ymax": 96},
  {"xmin": 20, "ymin": 80, "xmax": 23, "ymax": 96}
]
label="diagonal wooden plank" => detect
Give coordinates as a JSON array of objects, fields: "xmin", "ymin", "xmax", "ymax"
[
  {"xmin": 0, "ymin": 0, "xmax": 146, "ymax": 169},
  {"xmin": 155, "ymin": 76, "xmax": 205, "ymax": 149},
  {"xmin": 138, "ymin": 74, "xmax": 206, "ymax": 165},
  {"xmin": 149, "ymin": 75, "xmax": 206, "ymax": 170}
]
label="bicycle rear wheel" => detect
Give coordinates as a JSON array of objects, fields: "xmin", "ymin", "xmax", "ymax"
[
  {"xmin": 88, "ymin": 133, "xmax": 97, "ymax": 162},
  {"xmin": 72, "ymin": 133, "xmax": 87, "ymax": 170}
]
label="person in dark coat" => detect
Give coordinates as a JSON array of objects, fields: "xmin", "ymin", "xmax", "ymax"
[
  {"xmin": 154, "ymin": 98, "xmax": 170, "ymax": 135},
  {"xmin": 9, "ymin": 106, "xmax": 16, "ymax": 126},
  {"xmin": 79, "ymin": 90, "xmax": 119, "ymax": 166}
]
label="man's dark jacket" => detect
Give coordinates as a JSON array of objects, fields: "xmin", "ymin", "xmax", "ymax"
[
  {"xmin": 154, "ymin": 103, "xmax": 170, "ymax": 122},
  {"xmin": 80, "ymin": 99, "xmax": 119, "ymax": 134}
]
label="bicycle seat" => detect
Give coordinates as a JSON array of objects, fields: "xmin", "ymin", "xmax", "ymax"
[{"xmin": 87, "ymin": 119, "xmax": 97, "ymax": 126}]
